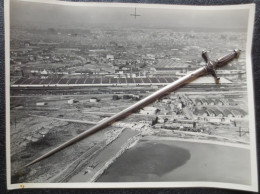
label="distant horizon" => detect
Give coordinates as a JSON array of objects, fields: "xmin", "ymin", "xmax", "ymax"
[
  {"xmin": 10, "ymin": 25, "xmax": 247, "ymax": 33},
  {"xmin": 10, "ymin": 0, "xmax": 249, "ymax": 32}
]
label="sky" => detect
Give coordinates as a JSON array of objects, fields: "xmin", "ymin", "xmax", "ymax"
[{"xmin": 10, "ymin": 0, "xmax": 250, "ymax": 31}]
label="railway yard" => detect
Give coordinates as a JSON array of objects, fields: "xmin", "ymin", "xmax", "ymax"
[
  {"xmin": 9, "ymin": 28, "xmax": 251, "ymax": 184},
  {"xmin": 10, "ymin": 83, "xmax": 250, "ymax": 183}
]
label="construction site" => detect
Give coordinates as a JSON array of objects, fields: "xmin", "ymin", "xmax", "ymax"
[
  {"xmin": 10, "ymin": 78, "xmax": 251, "ymax": 184},
  {"xmin": 9, "ymin": 11, "xmax": 252, "ymax": 184}
]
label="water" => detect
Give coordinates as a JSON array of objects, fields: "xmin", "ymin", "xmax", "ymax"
[
  {"xmin": 97, "ymin": 139, "xmax": 251, "ymax": 185},
  {"xmin": 68, "ymin": 128, "xmax": 138, "ymax": 182}
]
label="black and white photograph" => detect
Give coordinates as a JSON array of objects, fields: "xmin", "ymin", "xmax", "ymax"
[{"xmin": 5, "ymin": 0, "xmax": 257, "ymax": 191}]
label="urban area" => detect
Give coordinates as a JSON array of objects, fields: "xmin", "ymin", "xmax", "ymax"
[{"xmin": 9, "ymin": 26, "xmax": 250, "ymax": 183}]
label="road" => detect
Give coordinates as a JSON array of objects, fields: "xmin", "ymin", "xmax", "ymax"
[{"xmin": 68, "ymin": 128, "xmax": 139, "ymax": 182}]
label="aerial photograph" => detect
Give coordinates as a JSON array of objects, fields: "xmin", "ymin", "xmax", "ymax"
[{"xmin": 7, "ymin": 0, "xmax": 257, "ymax": 190}]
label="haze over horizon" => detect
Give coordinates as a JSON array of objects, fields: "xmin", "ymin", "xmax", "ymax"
[{"xmin": 10, "ymin": 0, "xmax": 249, "ymax": 31}]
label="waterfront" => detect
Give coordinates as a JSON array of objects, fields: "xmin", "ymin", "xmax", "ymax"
[
  {"xmin": 8, "ymin": 1, "xmax": 254, "ymax": 188},
  {"xmin": 98, "ymin": 138, "xmax": 251, "ymax": 185}
]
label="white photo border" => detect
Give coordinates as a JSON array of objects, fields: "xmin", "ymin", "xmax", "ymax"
[{"xmin": 4, "ymin": 0, "xmax": 257, "ymax": 191}]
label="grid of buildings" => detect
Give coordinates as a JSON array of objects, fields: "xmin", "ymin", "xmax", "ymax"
[{"xmin": 10, "ymin": 28, "xmax": 249, "ymax": 141}]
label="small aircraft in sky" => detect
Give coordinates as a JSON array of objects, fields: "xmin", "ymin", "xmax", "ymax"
[{"xmin": 130, "ymin": 8, "xmax": 141, "ymax": 19}]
